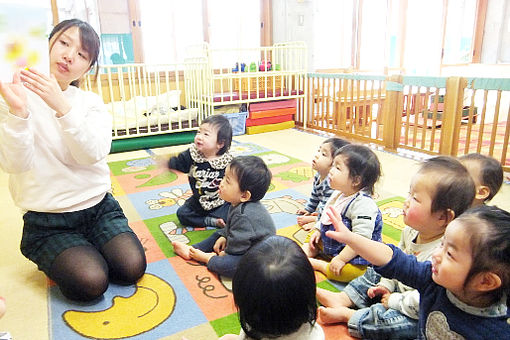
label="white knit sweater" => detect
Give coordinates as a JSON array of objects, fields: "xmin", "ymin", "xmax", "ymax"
[{"xmin": 0, "ymin": 85, "xmax": 112, "ymax": 213}]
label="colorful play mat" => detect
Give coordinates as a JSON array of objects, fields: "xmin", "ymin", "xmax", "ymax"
[{"xmin": 48, "ymin": 140, "xmax": 406, "ymax": 340}]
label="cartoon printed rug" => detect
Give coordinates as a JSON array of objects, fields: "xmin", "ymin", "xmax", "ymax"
[{"xmin": 48, "ymin": 140, "xmax": 406, "ymax": 340}]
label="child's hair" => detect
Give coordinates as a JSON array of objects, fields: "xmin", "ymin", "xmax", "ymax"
[
  {"xmin": 201, "ymin": 115, "xmax": 233, "ymax": 155},
  {"xmin": 49, "ymin": 19, "xmax": 100, "ymax": 87},
  {"xmin": 419, "ymin": 156, "xmax": 475, "ymax": 218},
  {"xmin": 456, "ymin": 205, "xmax": 510, "ymax": 302},
  {"xmin": 459, "ymin": 153, "xmax": 503, "ymax": 202},
  {"xmin": 323, "ymin": 137, "xmax": 350, "ymax": 158},
  {"xmin": 233, "ymin": 235, "xmax": 317, "ymax": 339},
  {"xmin": 229, "ymin": 156, "xmax": 271, "ymax": 202},
  {"xmin": 334, "ymin": 144, "xmax": 381, "ymax": 195}
]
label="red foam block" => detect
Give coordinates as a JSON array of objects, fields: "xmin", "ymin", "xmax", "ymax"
[{"xmin": 246, "ymin": 114, "xmax": 294, "ymax": 127}]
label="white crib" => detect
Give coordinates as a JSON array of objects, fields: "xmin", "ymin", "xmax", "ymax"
[
  {"xmin": 84, "ymin": 63, "xmax": 201, "ymax": 140},
  {"xmin": 184, "ymin": 42, "xmax": 308, "ymax": 121}
]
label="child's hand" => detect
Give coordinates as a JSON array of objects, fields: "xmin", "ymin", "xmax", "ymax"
[
  {"xmin": 297, "ymin": 215, "xmax": 317, "ymax": 226},
  {"xmin": 213, "ymin": 236, "xmax": 226, "ymax": 254},
  {"xmin": 367, "ymin": 286, "xmax": 391, "ymax": 299},
  {"xmin": 0, "ymin": 72, "xmax": 28, "ymax": 118},
  {"xmin": 325, "ymin": 206, "xmax": 352, "ymax": 242},
  {"xmin": 296, "ymin": 208, "xmax": 309, "ymax": 215},
  {"xmin": 309, "ymin": 230, "xmax": 321, "ymax": 250},
  {"xmin": 301, "ymin": 221, "xmax": 315, "ymax": 231},
  {"xmin": 329, "ymin": 256, "xmax": 346, "ymax": 276},
  {"xmin": 380, "ymin": 292, "xmax": 391, "ymax": 308}
]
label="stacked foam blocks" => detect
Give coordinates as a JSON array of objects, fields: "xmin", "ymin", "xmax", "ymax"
[{"xmin": 246, "ymin": 99, "xmax": 296, "ymax": 134}]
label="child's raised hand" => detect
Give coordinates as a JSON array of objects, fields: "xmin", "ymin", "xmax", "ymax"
[
  {"xmin": 325, "ymin": 206, "xmax": 351, "ymax": 242},
  {"xmin": 19, "ymin": 68, "xmax": 71, "ymax": 117},
  {"xmin": 0, "ymin": 72, "xmax": 28, "ymax": 118}
]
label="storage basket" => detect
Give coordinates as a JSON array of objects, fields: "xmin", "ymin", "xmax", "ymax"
[{"xmin": 224, "ymin": 111, "xmax": 248, "ymax": 135}]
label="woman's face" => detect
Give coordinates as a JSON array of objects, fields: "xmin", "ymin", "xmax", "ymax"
[{"xmin": 49, "ymin": 26, "xmax": 92, "ymax": 89}]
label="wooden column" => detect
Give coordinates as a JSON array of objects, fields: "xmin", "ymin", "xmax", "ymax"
[
  {"xmin": 440, "ymin": 76, "xmax": 466, "ymax": 155},
  {"xmin": 382, "ymin": 75, "xmax": 403, "ymax": 151}
]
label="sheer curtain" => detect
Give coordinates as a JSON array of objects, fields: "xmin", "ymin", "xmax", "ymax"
[{"xmin": 140, "ymin": 0, "xmax": 203, "ymax": 65}]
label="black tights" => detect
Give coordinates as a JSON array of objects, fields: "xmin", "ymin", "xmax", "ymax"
[{"xmin": 49, "ymin": 232, "xmax": 146, "ymax": 301}]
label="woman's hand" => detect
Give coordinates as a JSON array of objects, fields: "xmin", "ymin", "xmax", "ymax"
[
  {"xmin": 0, "ymin": 72, "xmax": 28, "ymax": 118},
  {"xmin": 20, "ymin": 68, "xmax": 71, "ymax": 117}
]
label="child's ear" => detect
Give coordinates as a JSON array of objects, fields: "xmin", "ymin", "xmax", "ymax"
[
  {"xmin": 240, "ymin": 190, "xmax": 251, "ymax": 203},
  {"xmin": 475, "ymin": 185, "xmax": 490, "ymax": 201},
  {"xmin": 439, "ymin": 208, "xmax": 455, "ymax": 226},
  {"xmin": 216, "ymin": 141, "xmax": 225, "ymax": 152},
  {"xmin": 471, "ymin": 272, "xmax": 502, "ymax": 292},
  {"xmin": 351, "ymin": 175, "xmax": 362, "ymax": 188}
]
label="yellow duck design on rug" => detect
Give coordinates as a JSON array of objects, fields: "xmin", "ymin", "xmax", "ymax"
[{"xmin": 62, "ymin": 273, "xmax": 175, "ymax": 339}]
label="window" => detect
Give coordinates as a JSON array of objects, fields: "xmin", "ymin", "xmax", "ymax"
[
  {"xmin": 312, "ymin": 0, "xmax": 354, "ymax": 70},
  {"xmin": 139, "ymin": 0, "xmax": 204, "ymax": 65},
  {"xmin": 443, "ymin": 0, "xmax": 477, "ymax": 64}
]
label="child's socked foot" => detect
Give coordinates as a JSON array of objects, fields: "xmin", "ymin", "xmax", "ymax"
[
  {"xmin": 318, "ymin": 306, "xmax": 355, "ymax": 324},
  {"xmin": 172, "ymin": 241, "xmax": 191, "ymax": 260}
]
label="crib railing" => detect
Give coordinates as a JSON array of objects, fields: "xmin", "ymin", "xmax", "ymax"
[
  {"xmin": 302, "ymin": 73, "xmax": 510, "ymax": 171},
  {"xmin": 84, "ymin": 63, "xmax": 201, "ymax": 140}
]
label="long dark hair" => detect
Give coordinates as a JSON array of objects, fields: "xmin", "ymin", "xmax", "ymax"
[{"xmin": 49, "ymin": 19, "xmax": 100, "ymax": 87}]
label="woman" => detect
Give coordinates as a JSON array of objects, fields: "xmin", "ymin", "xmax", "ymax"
[{"xmin": 0, "ymin": 19, "xmax": 146, "ymax": 301}]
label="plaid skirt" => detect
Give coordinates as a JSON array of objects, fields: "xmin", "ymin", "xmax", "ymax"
[{"xmin": 20, "ymin": 193, "xmax": 135, "ymax": 274}]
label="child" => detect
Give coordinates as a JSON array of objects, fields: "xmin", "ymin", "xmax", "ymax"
[
  {"xmin": 172, "ymin": 156, "xmax": 276, "ymax": 278},
  {"xmin": 168, "ymin": 114, "xmax": 233, "ymax": 228},
  {"xmin": 297, "ymin": 137, "xmax": 350, "ymax": 230},
  {"xmin": 325, "ymin": 204, "xmax": 510, "ymax": 339},
  {"xmin": 459, "ymin": 153, "xmax": 503, "ymax": 207},
  {"xmin": 0, "ymin": 19, "xmax": 146, "ymax": 301},
  {"xmin": 302, "ymin": 144, "xmax": 383, "ymax": 282},
  {"xmin": 316, "ymin": 156, "xmax": 476, "ymax": 339},
  {"xmin": 219, "ymin": 235, "xmax": 325, "ymax": 340}
]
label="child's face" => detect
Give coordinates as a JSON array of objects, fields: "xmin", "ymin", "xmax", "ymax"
[
  {"xmin": 49, "ymin": 26, "xmax": 92, "ymax": 89},
  {"xmin": 312, "ymin": 142, "xmax": 333, "ymax": 175},
  {"xmin": 194, "ymin": 123, "xmax": 223, "ymax": 158},
  {"xmin": 431, "ymin": 220, "xmax": 473, "ymax": 296},
  {"xmin": 219, "ymin": 165, "xmax": 244, "ymax": 206},
  {"xmin": 403, "ymin": 173, "xmax": 446, "ymax": 238},
  {"xmin": 329, "ymin": 155, "xmax": 356, "ymax": 195}
]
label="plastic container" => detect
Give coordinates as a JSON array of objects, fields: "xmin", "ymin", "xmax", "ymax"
[{"xmin": 224, "ymin": 111, "xmax": 248, "ymax": 135}]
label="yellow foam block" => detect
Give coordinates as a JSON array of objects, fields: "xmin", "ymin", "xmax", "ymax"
[{"xmin": 246, "ymin": 120, "xmax": 295, "ymax": 134}]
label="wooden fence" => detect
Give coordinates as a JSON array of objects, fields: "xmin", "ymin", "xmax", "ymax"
[{"xmin": 299, "ymin": 73, "xmax": 510, "ymax": 171}]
